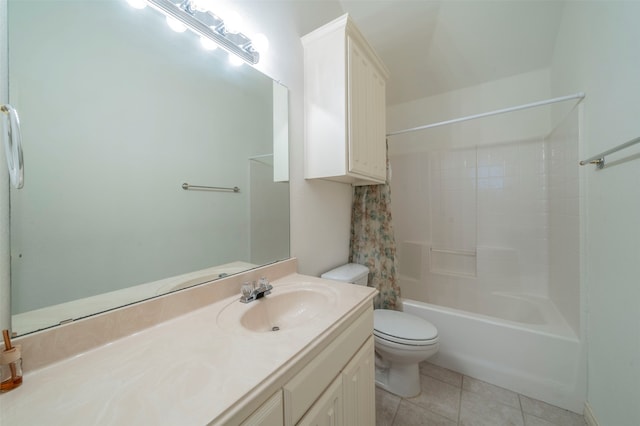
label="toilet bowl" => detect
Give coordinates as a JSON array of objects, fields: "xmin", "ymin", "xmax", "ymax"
[
  {"xmin": 321, "ymin": 263, "xmax": 439, "ymax": 398},
  {"xmin": 373, "ymin": 309, "xmax": 439, "ymax": 397}
]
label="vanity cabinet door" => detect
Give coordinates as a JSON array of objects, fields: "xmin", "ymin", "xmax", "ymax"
[
  {"xmin": 283, "ymin": 307, "xmax": 372, "ymax": 425},
  {"xmin": 342, "ymin": 337, "xmax": 375, "ymax": 426},
  {"xmin": 297, "ymin": 376, "xmax": 343, "ymax": 426},
  {"xmin": 240, "ymin": 391, "xmax": 284, "ymax": 426}
]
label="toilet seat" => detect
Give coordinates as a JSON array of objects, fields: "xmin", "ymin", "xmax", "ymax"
[{"xmin": 374, "ymin": 309, "xmax": 438, "ymax": 346}]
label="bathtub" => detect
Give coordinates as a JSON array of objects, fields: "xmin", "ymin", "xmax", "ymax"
[{"xmin": 402, "ymin": 296, "xmax": 586, "ymax": 413}]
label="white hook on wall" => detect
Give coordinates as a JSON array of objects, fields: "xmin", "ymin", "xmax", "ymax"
[{"xmin": 1, "ymin": 104, "xmax": 24, "ymax": 189}]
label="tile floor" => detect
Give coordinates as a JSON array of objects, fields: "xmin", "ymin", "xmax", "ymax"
[{"xmin": 376, "ymin": 361, "xmax": 586, "ymax": 426}]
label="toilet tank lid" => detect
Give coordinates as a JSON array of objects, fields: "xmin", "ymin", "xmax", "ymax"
[{"xmin": 321, "ymin": 263, "xmax": 369, "ymax": 282}]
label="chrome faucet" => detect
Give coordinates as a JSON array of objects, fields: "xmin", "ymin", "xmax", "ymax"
[{"xmin": 239, "ymin": 277, "xmax": 273, "ymax": 303}]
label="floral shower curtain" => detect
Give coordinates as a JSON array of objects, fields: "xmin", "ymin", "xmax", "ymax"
[{"xmin": 349, "ymin": 150, "xmax": 401, "ymax": 310}]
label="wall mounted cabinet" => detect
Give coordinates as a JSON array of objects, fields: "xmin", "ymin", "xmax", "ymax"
[{"xmin": 302, "ymin": 14, "xmax": 390, "ymax": 185}]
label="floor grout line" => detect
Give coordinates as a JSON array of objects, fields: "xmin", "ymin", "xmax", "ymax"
[
  {"xmin": 389, "ymin": 399, "xmax": 399, "ymax": 426},
  {"xmin": 519, "ymin": 393, "xmax": 526, "ymax": 425},
  {"xmin": 382, "ymin": 363, "xmax": 585, "ymax": 426},
  {"xmin": 457, "ymin": 382, "xmax": 463, "ymax": 425}
]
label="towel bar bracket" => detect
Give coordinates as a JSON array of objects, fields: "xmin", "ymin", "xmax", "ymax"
[{"xmin": 580, "ymin": 136, "xmax": 640, "ymax": 169}]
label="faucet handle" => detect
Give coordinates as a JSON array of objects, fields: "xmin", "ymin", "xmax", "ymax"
[
  {"xmin": 241, "ymin": 282, "xmax": 253, "ymax": 298},
  {"xmin": 258, "ymin": 276, "xmax": 269, "ymax": 290}
]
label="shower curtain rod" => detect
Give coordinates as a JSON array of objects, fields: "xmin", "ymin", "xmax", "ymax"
[{"xmin": 386, "ymin": 92, "xmax": 585, "ymax": 137}]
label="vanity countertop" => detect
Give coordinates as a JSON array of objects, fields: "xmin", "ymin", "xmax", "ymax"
[{"xmin": 0, "ymin": 273, "xmax": 377, "ymax": 425}]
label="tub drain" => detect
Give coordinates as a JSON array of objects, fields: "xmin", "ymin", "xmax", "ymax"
[{"xmin": 271, "ymin": 326, "xmax": 280, "ymax": 332}]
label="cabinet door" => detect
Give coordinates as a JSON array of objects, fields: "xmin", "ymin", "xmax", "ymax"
[
  {"xmin": 348, "ymin": 37, "xmax": 387, "ymax": 182},
  {"xmin": 241, "ymin": 391, "xmax": 284, "ymax": 426},
  {"xmin": 297, "ymin": 376, "xmax": 343, "ymax": 426},
  {"xmin": 342, "ymin": 337, "xmax": 375, "ymax": 426}
]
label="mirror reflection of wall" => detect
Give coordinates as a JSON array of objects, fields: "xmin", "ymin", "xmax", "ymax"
[
  {"xmin": 8, "ymin": 0, "xmax": 289, "ymax": 335},
  {"xmin": 249, "ymin": 154, "xmax": 289, "ymax": 265}
]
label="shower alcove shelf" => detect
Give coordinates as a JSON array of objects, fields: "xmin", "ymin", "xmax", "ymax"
[{"xmin": 302, "ymin": 14, "xmax": 390, "ymax": 186}]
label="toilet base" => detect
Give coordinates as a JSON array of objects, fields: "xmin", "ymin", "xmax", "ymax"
[{"xmin": 375, "ymin": 362, "xmax": 421, "ymax": 398}]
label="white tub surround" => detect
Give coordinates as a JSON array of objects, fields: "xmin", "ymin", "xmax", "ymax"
[{"xmin": 0, "ymin": 266, "xmax": 377, "ymax": 425}]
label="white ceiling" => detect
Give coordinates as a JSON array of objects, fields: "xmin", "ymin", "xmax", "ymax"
[{"xmin": 338, "ymin": 0, "xmax": 566, "ymax": 106}]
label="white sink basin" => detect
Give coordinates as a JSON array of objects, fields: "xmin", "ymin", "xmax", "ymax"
[{"xmin": 217, "ymin": 282, "xmax": 338, "ymax": 333}]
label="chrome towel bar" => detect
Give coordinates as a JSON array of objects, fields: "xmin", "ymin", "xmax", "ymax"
[
  {"xmin": 580, "ymin": 135, "xmax": 640, "ymax": 169},
  {"xmin": 1, "ymin": 104, "xmax": 24, "ymax": 189},
  {"xmin": 182, "ymin": 183, "xmax": 240, "ymax": 192}
]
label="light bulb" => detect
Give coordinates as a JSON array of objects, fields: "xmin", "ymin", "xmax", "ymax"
[
  {"xmin": 200, "ymin": 36, "xmax": 217, "ymax": 51},
  {"xmin": 166, "ymin": 16, "xmax": 187, "ymax": 33},
  {"xmin": 224, "ymin": 10, "xmax": 243, "ymax": 34},
  {"xmin": 228, "ymin": 53, "xmax": 244, "ymax": 66},
  {"xmin": 252, "ymin": 33, "xmax": 269, "ymax": 53},
  {"xmin": 126, "ymin": 0, "xmax": 147, "ymax": 9},
  {"xmin": 189, "ymin": 0, "xmax": 212, "ymax": 12}
]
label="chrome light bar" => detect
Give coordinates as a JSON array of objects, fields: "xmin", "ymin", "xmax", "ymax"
[{"xmin": 146, "ymin": 0, "xmax": 259, "ymax": 64}]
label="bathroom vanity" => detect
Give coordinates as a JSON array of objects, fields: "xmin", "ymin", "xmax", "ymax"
[
  {"xmin": 239, "ymin": 306, "xmax": 375, "ymax": 426},
  {"xmin": 0, "ymin": 260, "xmax": 377, "ymax": 425}
]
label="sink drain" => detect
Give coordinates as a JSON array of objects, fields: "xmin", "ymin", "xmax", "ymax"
[{"xmin": 271, "ymin": 326, "xmax": 280, "ymax": 332}]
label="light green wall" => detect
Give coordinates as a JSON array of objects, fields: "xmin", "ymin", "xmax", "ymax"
[{"xmin": 551, "ymin": 2, "xmax": 640, "ymax": 425}]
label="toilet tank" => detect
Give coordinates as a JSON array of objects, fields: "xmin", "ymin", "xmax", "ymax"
[{"xmin": 321, "ymin": 263, "xmax": 369, "ymax": 286}]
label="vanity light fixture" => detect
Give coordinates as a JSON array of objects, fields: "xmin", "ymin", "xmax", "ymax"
[
  {"xmin": 228, "ymin": 53, "xmax": 244, "ymax": 66},
  {"xmin": 166, "ymin": 16, "xmax": 187, "ymax": 32},
  {"xmin": 126, "ymin": 0, "xmax": 147, "ymax": 9},
  {"xmin": 200, "ymin": 35, "xmax": 218, "ymax": 51},
  {"xmin": 131, "ymin": 0, "xmax": 262, "ymax": 65}
]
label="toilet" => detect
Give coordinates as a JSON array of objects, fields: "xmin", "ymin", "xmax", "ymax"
[{"xmin": 321, "ymin": 263, "xmax": 439, "ymax": 397}]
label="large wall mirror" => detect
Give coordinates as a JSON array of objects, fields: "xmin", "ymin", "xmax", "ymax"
[{"xmin": 8, "ymin": 0, "xmax": 290, "ymax": 336}]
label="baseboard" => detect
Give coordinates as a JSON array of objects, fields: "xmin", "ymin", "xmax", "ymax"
[{"xmin": 584, "ymin": 402, "xmax": 600, "ymax": 426}]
